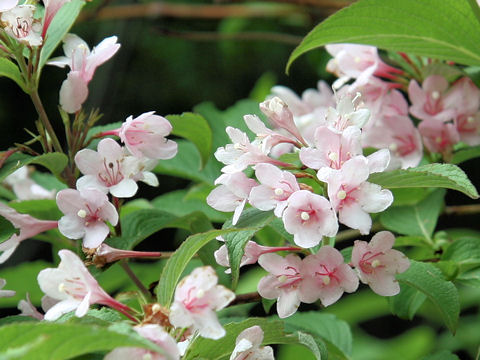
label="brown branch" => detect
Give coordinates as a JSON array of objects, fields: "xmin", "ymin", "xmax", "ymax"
[
  {"xmin": 229, "ymin": 291, "xmax": 262, "ymax": 306},
  {"xmin": 444, "ymin": 204, "xmax": 480, "ymax": 216}
]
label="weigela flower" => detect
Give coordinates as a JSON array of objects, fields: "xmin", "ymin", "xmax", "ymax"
[
  {"xmin": 207, "ymin": 172, "xmax": 257, "ymax": 225},
  {"xmin": 4, "ymin": 166, "xmax": 55, "ymax": 200},
  {"xmin": 351, "ymin": 231, "xmax": 410, "ymax": 296},
  {"xmin": 318, "ymin": 155, "xmax": 393, "ymax": 235},
  {"xmin": 75, "ymin": 138, "xmax": 139, "ymax": 198},
  {"xmin": 0, "ymin": 278, "xmax": 15, "ymax": 298},
  {"xmin": 1, "ymin": 5, "xmax": 42, "ymax": 46},
  {"xmin": 257, "ymin": 253, "xmax": 313, "ymax": 318},
  {"xmin": 104, "ymin": 324, "xmax": 180, "ymax": 360},
  {"xmin": 37, "ymin": 249, "xmax": 132, "ymax": 321},
  {"xmin": 48, "ymin": 34, "xmax": 120, "ymax": 113},
  {"xmin": 249, "ymin": 162, "xmax": 300, "ymax": 217},
  {"xmin": 325, "ymin": 94, "xmax": 370, "ymax": 133},
  {"xmin": 92, "ymin": 243, "xmax": 162, "ymax": 267},
  {"xmin": 302, "ymin": 246, "xmax": 358, "ymax": 306},
  {"xmin": 408, "ymin": 75, "xmax": 457, "ymax": 122},
  {"xmin": 282, "ymin": 190, "xmax": 338, "ymax": 248},
  {"xmin": 17, "ymin": 293, "xmax": 44, "ymax": 320},
  {"xmin": 0, "ymin": 203, "xmax": 58, "ymax": 264},
  {"xmin": 41, "ymin": 0, "xmax": 71, "ymax": 37},
  {"xmin": 56, "ymin": 188, "xmax": 118, "ymax": 248},
  {"xmin": 114, "ymin": 111, "xmax": 178, "ymax": 160},
  {"xmin": 0, "ymin": 0, "xmax": 18, "ymax": 12},
  {"xmin": 230, "ymin": 325, "xmax": 274, "ymax": 360},
  {"xmin": 169, "ymin": 266, "xmax": 235, "ymax": 339},
  {"xmin": 418, "ymin": 119, "xmax": 460, "ymax": 154},
  {"xmin": 244, "ymin": 114, "xmax": 299, "ymax": 150}
]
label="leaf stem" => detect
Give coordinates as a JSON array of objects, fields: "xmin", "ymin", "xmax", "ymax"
[{"xmin": 120, "ymin": 259, "xmax": 152, "ymax": 300}]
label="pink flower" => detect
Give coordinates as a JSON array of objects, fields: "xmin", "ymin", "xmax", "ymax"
[
  {"xmin": 325, "ymin": 94, "xmax": 370, "ymax": 133},
  {"xmin": 214, "ymin": 238, "xmax": 300, "ymax": 274},
  {"xmin": 1, "ymin": 5, "xmax": 42, "ymax": 46},
  {"xmin": 93, "ymin": 243, "xmax": 163, "ymax": 266},
  {"xmin": 56, "ymin": 188, "xmax": 118, "ymax": 248},
  {"xmin": 41, "ymin": 0, "xmax": 71, "ymax": 37},
  {"xmin": 418, "ymin": 119, "xmax": 459, "ymax": 154},
  {"xmin": 455, "ymin": 112, "xmax": 480, "ymax": 146},
  {"xmin": 257, "ymin": 253, "xmax": 313, "ymax": 318},
  {"xmin": 0, "ymin": 203, "xmax": 58, "ymax": 264},
  {"xmin": 0, "ymin": 278, "xmax": 15, "ymax": 298},
  {"xmin": 207, "ymin": 172, "xmax": 257, "ymax": 225},
  {"xmin": 17, "ymin": 293, "xmax": 44, "ymax": 320},
  {"xmin": 230, "ymin": 325, "xmax": 274, "ymax": 360},
  {"xmin": 243, "ymin": 114, "xmax": 299, "ymax": 150},
  {"xmin": 0, "ymin": 0, "xmax": 18, "ymax": 12},
  {"xmin": 300, "ymin": 125, "xmax": 362, "ymax": 170},
  {"xmin": 37, "ymin": 249, "xmax": 135, "ymax": 321},
  {"xmin": 169, "ymin": 266, "xmax": 235, "ymax": 339},
  {"xmin": 4, "ymin": 166, "xmax": 56, "ymax": 200},
  {"xmin": 48, "ymin": 34, "xmax": 120, "ymax": 113},
  {"xmin": 318, "ymin": 155, "xmax": 393, "ymax": 235},
  {"xmin": 408, "ymin": 75, "xmax": 456, "ymax": 122},
  {"xmin": 110, "ymin": 111, "xmax": 178, "ymax": 160},
  {"xmin": 302, "ymin": 246, "xmax": 358, "ymax": 306},
  {"xmin": 104, "ymin": 324, "xmax": 180, "ymax": 360},
  {"xmin": 75, "ymin": 138, "xmax": 139, "ymax": 198},
  {"xmin": 282, "ymin": 190, "xmax": 338, "ymax": 248},
  {"xmin": 249, "ymin": 163, "xmax": 300, "ymax": 217},
  {"xmin": 351, "ymin": 231, "xmax": 410, "ymax": 296}
]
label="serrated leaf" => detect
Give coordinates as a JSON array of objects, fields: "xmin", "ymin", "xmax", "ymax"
[
  {"xmin": 442, "ymin": 237, "xmax": 480, "ymax": 272},
  {"xmin": 156, "ymin": 228, "xmax": 242, "ymax": 307},
  {"xmin": 281, "ymin": 312, "xmax": 352, "ymax": 359},
  {"xmin": 388, "ymin": 283, "xmax": 427, "ymax": 320},
  {"xmin": 451, "ymin": 145, "xmax": 480, "ymax": 164},
  {"xmin": 183, "ymin": 318, "xmax": 324, "ymax": 360},
  {"xmin": 396, "ymin": 260, "xmax": 460, "ymax": 333},
  {"xmin": 380, "ymin": 189, "xmax": 445, "ymax": 241},
  {"xmin": 287, "ymin": 0, "xmax": 480, "ymax": 72},
  {"xmin": 39, "ymin": 0, "xmax": 85, "ymax": 70},
  {"xmin": 0, "ymin": 322, "xmax": 161, "ymax": 360},
  {"xmin": 167, "ymin": 112, "xmax": 212, "ymax": 169},
  {"xmin": 0, "ymin": 153, "xmax": 68, "ymax": 183},
  {"xmin": 222, "ymin": 208, "xmax": 275, "ymax": 289},
  {"xmin": 0, "ymin": 58, "xmax": 27, "ymax": 92},
  {"xmin": 369, "ymin": 163, "xmax": 478, "ymax": 199}
]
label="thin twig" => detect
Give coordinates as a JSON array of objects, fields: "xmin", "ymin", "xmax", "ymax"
[{"xmin": 120, "ymin": 260, "xmax": 152, "ymax": 300}]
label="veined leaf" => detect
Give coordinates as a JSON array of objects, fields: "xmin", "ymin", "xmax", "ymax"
[
  {"xmin": 167, "ymin": 112, "xmax": 212, "ymax": 169},
  {"xmin": 451, "ymin": 145, "xmax": 480, "ymax": 164},
  {"xmin": 396, "ymin": 260, "xmax": 460, "ymax": 334},
  {"xmin": 369, "ymin": 163, "xmax": 478, "ymax": 199},
  {"xmin": 442, "ymin": 237, "xmax": 480, "ymax": 273},
  {"xmin": 388, "ymin": 283, "xmax": 427, "ymax": 320},
  {"xmin": 0, "ymin": 152, "xmax": 68, "ymax": 183},
  {"xmin": 287, "ymin": 0, "xmax": 480, "ymax": 72}
]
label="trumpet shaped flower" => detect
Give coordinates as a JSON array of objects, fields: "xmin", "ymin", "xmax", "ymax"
[
  {"xmin": 56, "ymin": 188, "xmax": 118, "ymax": 248},
  {"xmin": 37, "ymin": 250, "xmax": 133, "ymax": 321},
  {"xmin": 230, "ymin": 326, "xmax": 274, "ymax": 360},
  {"xmin": 0, "ymin": 279, "xmax": 15, "ymax": 298},
  {"xmin": 169, "ymin": 266, "xmax": 235, "ymax": 339},
  {"xmin": 1, "ymin": 5, "xmax": 42, "ymax": 46},
  {"xmin": 351, "ymin": 231, "xmax": 410, "ymax": 296}
]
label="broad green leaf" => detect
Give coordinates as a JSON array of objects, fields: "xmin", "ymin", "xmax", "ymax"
[
  {"xmin": 287, "ymin": 0, "xmax": 480, "ymax": 72},
  {"xmin": 0, "ymin": 322, "xmax": 161, "ymax": 360},
  {"xmin": 109, "ymin": 209, "xmax": 210, "ymax": 249},
  {"xmin": 183, "ymin": 318, "xmax": 324, "ymax": 360},
  {"xmin": 451, "ymin": 145, "xmax": 480, "ymax": 164},
  {"xmin": 390, "ymin": 188, "xmax": 429, "ymax": 207},
  {"xmin": 388, "ymin": 283, "xmax": 427, "ymax": 320},
  {"xmin": 0, "ymin": 261, "xmax": 51, "ymax": 308},
  {"xmin": 369, "ymin": 163, "xmax": 478, "ymax": 199},
  {"xmin": 222, "ymin": 208, "xmax": 275, "ymax": 289},
  {"xmin": 154, "ymin": 140, "xmax": 221, "ymax": 184},
  {"xmin": 396, "ymin": 260, "xmax": 460, "ymax": 333},
  {"xmin": 39, "ymin": 0, "xmax": 85, "ymax": 70},
  {"xmin": 380, "ymin": 189, "xmax": 445, "ymax": 241},
  {"xmin": 423, "ymin": 351, "xmax": 460, "ymax": 360},
  {"xmin": 0, "ymin": 58, "xmax": 27, "ymax": 92},
  {"xmin": 156, "ymin": 228, "xmax": 241, "ymax": 306},
  {"xmin": 281, "ymin": 312, "xmax": 352, "ymax": 359},
  {"xmin": 0, "ymin": 216, "xmax": 18, "ymax": 244},
  {"xmin": 167, "ymin": 112, "xmax": 212, "ymax": 169},
  {"xmin": 8, "ymin": 199, "xmax": 62, "ymax": 220},
  {"xmin": 0, "ymin": 152, "xmax": 68, "ymax": 183},
  {"xmin": 442, "ymin": 237, "xmax": 480, "ymax": 273}
]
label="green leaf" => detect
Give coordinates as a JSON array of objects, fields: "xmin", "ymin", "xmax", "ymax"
[
  {"xmin": 222, "ymin": 208, "xmax": 276, "ymax": 289},
  {"xmin": 369, "ymin": 163, "xmax": 478, "ymax": 199},
  {"xmin": 423, "ymin": 350, "xmax": 460, "ymax": 360},
  {"xmin": 287, "ymin": 0, "xmax": 480, "ymax": 72},
  {"xmin": 0, "ymin": 216, "xmax": 18, "ymax": 244},
  {"xmin": 281, "ymin": 312, "xmax": 352, "ymax": 359},
  {"xmin": 380, "ymin": 189, "xmax": 445, "ymax": 241},
  {"xmin": 0, "ymin": 153, "xmax": 68, "ymax": 183},
  {"xmin": 156, "ymin": 228, "xmax": 241, "ymax": 307},
  {"xmin": 39, "ymin": 0, "xmax": 85, "ymax": 70},
  {"xmin": 0, "ymin": 322, "xmax": 161, "ymax": 360},
  {"xmin": 184, "ymin": 318, "xmax": 323, "ymax": 360},
  {"xmin": 396, "ymin": 260, "xmax": 460, "ymax": 333},
  {"xmin": 388, "ymin": 283, "xmax": 427, "ymax": 320},
  {"xmin": 451, "ymin": 145, "xmax": 480, "ymax": 164},
  {"xmin": 0, "ymin": 58, "xmax": 27, "ymax": 92},
  {"xmin": 167, "ymin": 112, "xmax": 212, "ymax": 169},
  {"xmin": 442, "ymin": 237, "xmax": 480, "ymax": 273},
  {"xmin": 8, "ymin": 199, "xmax": 62, "ymax": 221}
]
